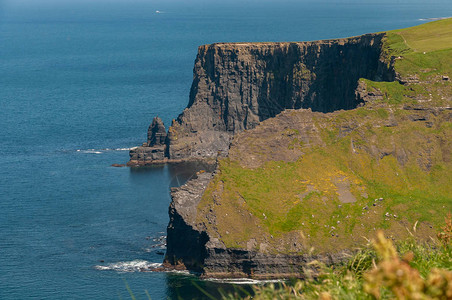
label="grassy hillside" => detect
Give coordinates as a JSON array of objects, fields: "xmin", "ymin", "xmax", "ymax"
[
  {"xmin": 196, "ymin": 19, "xmax": 452, "ymax": 255},
  {"xmin": 391, "ymin": 18, "xmax": 452, "ymax": 53}
]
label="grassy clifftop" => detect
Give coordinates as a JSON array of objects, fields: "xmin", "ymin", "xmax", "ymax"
[
  {"xmin": 195, "ymin": 19, "xmax": 452, "ymax": 255},
  {"xmin": 366, "ymin": 18, "xmax": 452, "ymax": 106}
]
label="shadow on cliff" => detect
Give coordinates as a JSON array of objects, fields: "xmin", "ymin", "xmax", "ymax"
[{"xmin": 256, "ymin": 35, "xmax": 395, "ymax": 120}]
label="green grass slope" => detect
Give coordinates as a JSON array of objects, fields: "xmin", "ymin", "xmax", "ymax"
[{"xmin": 196, "ymin": 20, "xmax": 452, "ymax": 255}]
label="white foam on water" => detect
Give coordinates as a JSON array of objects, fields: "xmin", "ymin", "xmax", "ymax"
[
  {"xmin": 74, "ymin": 147, "xmax": 134, "ymax": 154},
  {"xmin": 205, "ymin": 278, "xmax": 284, "ymax": 285},
  {"xmin": 75, "ymin": 149, "xmax": 103, "ymax": 154},
  {"xmin": 419, "ymin": 17, "xmax": 451, "ymax": 21},
  {"xmin": 100, "ymin": 148, "xmax": 133, "ymax": 151},
  {"xmin": 166, "ymin": 269, "xmax": 191, "ymax": 275},
  {"xmin": 76, "ymin": 150, "xmax": 103, "ymax": 154},
  {"xmin": 95, "ymin": 260, "xmax": 162, "ymax": 272}
]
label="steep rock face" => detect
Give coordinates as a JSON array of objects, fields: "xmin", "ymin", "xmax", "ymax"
[
  {"xmin": 164, "ymin": 172, "xmax": 212, "ymax": 271},
  {"xmin": 167, "ymin": 34, "xmax": 393, "ymax": 160},
  {"xmin": 147, "ymin": 117, "xmax": 167, "ymax": 146},
  {"xmin": 129, "ymin": 33, "xmax": 394, "ymax": 164}
]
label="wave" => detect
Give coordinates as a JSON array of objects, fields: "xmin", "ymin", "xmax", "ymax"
[
  {"xmin": 76, "ymin": 150, "xmax": 103, "ymax": 154},
  {"xmin": 95, "ymin": 260, "xmax": 162, "ymax": 272},
  {"xmin": 419, "ymin": 16, "xmax": 451, "ymax": 21},
  {"xmin": 94, "ymin": 260, "xmax": 191, "ymax": 275},
  {"xmin": 101, "ymin": 147, "xmax": 136, "ymax": 151},
  {"xmin": 205, "ymin": 278, "xmax": 284, "ymax": 285},
  {"xmin": 75, "ymin": 147, "xmax": 136, "ymax": 154}
]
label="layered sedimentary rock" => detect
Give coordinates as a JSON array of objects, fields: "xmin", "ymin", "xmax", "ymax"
[
  {"xmin": 129, "ymin": 33, "xmax": 394, "ymax": 165},
  {"xmin": 147, "ymin": 116, "xmax": 167, "ymax": 146},
  {"xmin": 164, "ymin": 172, "xmax": 212, "ymax": 272},
  {"xmin": 129, "ymin": 117, "xmax": 167, "ymax": 164}
]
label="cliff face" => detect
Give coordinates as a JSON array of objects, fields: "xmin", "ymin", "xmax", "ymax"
[
  {"xmin": 128, "ymin": 33, "xmax": 394, "ymax": 165},
  {"xmin": 164, "ymin": 172, "xmax": 212, "ymax": 272}
]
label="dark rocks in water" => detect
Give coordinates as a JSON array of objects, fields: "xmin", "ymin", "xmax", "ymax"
[
  {"xmin": 111, "ymin": 164, "xmax": 126, "ymax": 167},
  {"xmin": 128, "ymin": 145, "xmax": 166, "ymax": 164}
]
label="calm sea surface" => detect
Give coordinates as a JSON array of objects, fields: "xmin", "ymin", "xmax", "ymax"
[{"xmin": 1, "ymin": 0, "xmax": 451, "ymax": 298}]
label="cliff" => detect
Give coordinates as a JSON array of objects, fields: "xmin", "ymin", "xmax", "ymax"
[
  {"xmin": 128, "ymin": 33, "xmax": 395, "ymax": 165},
  {"xmin": 160, "ymin": 19, "xmax": 452, "ymax": 278}
]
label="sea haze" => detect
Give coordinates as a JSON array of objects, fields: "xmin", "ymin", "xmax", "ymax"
[{"xmin": 1, "ymin": 0, "xmax": 451, "ymax": 299}]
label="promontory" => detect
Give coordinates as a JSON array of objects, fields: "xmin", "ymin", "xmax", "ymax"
[{"xmin": 129, "ymin": 19, "xmax": 452, "ymax": 278}]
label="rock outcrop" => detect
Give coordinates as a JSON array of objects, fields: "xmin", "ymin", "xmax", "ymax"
[
  {"xmin": 128, "ymin": 117, "xmax": 167, "ymax": 164},
  {"xmin": 128, "ymin": 18, "xmax": 452, "ymax": 278},
  {"xmin": 147, "ymin": 116, "xmax": 167, "ymax": 147},
  {"xmin": 129, "ymin": 33, "xmax": 395, "ymax": 165}
]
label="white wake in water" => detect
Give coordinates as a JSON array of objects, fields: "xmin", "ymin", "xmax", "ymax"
[
  {"xmin": 95, "ymin": 260, "xmax": 191, "ymax": 275},
  {"xmin": 95, "ymin": 260, "xmax": 162, "ymax": 272},
  {"xmin": 75, "ymin": 147, "xmax": 136, "ymax": 154},
  {"xmin": 205, "ymin": 278, "xmax": 284, "ymax": 285}
]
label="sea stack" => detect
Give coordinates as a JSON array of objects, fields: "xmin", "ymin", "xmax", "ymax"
[
  {"xmin": 128, "ymin": 117, "xmax": 167, "ymax": 165},
  {"xmin": 147, "ymin": 116, "xmax": 167, "ymax": 147}
]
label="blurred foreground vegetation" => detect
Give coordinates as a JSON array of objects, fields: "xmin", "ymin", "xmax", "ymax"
[{"xmin": 224, "ymin": 214, "xmax": 452, "ymax": 300}]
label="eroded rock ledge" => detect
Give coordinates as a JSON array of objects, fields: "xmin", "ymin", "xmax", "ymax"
[{"xmin": 128, "ymin": 33, "xmax": 394, "ymax": 166}]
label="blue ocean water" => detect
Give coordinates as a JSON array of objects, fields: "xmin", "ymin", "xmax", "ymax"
[{"xmin": 1, "ymin": 0, "xmax": 451, "ymax": 299}]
